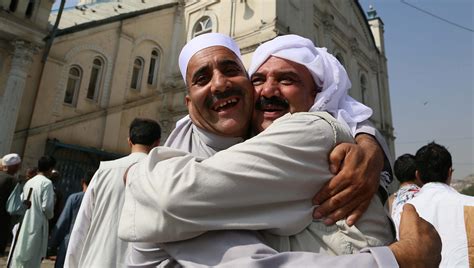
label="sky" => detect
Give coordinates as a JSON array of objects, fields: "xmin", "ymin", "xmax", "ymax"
[
  {"xmin": 52, "ymin": 0, "xmax": 474, "ymax": 180},
  {"xmin": 359, "ymin": 0, "xmax": 473, "ymax": 180}
]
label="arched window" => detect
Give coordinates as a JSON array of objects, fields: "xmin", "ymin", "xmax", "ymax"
[
  {"xmin": 9, "ymin": 0, "xmax": 19, "ymax": 12},
  {"xmin": 192, "ymin": 16, "xmax": 212, "ymax": 37},
  {"xmin": 64, "ymin": 66, "xmax": 82, "ymax": 106},
  {"xmin": 87, "ymin": 58, "xmax": 103, "ymax": 101},
  {"xmin": 131, "ymin": 57, "xmax": 144, "ymax": 90},
  {"xmin": 147, "ymin": 50, "xmax": 160, "ymax": 85},
  {"xmin": 25, "ymin": 0, "xmax": 35, "ymax": 18},
  {"xmin": 360, "ymin": 74, "xmax": 368, "ymax": 104}
]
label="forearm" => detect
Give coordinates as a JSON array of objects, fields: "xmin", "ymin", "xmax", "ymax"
[{"xmin": 160, "ymin": 231, "xmax": 397, "ymax": 267}]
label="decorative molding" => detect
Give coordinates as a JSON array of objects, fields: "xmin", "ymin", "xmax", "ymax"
[{"xmin": 54, "ymin": 44, "xmax": 113, "ymax": 115}]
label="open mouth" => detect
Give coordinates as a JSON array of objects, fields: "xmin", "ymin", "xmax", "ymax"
[{"xmin": 212, "ymin": 97, "xmax": 239, "ymax": 112}]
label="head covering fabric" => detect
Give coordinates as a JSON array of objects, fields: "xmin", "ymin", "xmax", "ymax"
[
  {"xmin": 2, "ymin": 153, "xmax": 21, "ymax": 166},
  {"xmin": 178, "ymin": 33, "xmax": 242, "ymax": 84},
  {"xmin": 248, "ymin": 34, "xmax": 373, "ymax": 134}
]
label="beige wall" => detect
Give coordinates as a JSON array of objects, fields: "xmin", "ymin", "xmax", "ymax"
[
  {"xmin": 8, "ymin": 0, "xmax": 394, "ymax": 167},
  {"xmin": 16, "ymin": 4, "xmax": 180, "ymax": 168}
]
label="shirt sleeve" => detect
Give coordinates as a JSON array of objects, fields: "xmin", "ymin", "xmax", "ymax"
[
  {"xmin": 119, "ymin": 113, "xmax": 354, "ymax": 243},
  {"xmin": 158, "ymin": 231, "xmax": 398, "ymax": 268},
  {"xmin": 42, "ymin": 180, "xmax": 55, "ymax": 220},
  {"xmin": 64, "ymin": 173, "xmax": 98, "ymax": 267},
  {"xmin": 50, "ymin": 194, "xmax": 74, "ymax": 249}
]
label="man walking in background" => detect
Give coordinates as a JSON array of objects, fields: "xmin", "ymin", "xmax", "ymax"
[
  {"xmin": 11, "ymin": 156, "xmax": 56, "ymax": 268},
  {"xmin": 65, "ymin": 118, "xmax": 161, "ymax": 268},
  {"xmin": 0, "ymin": 153, "xmax": 21, "ymax": 256}
]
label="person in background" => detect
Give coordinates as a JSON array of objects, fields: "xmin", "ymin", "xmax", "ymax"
[
  {"xmin": 405, "ymin": 142, "xmax": 474, "ymax": 267},
  {"xmin": 388, "ymin": 153, "xmax": 421, "ymax": 234},
  {"xmin": 65, "ymin": 118, "xmax": 161, "ymax": 267},
  {"xmin": 11, "ymin": 155, "xmax": 56, "ymax": 268},
  {"xmin": 49, "ymin": 170, "xmax": 95, "ymax": 268},
  {"xmin": 0, "ymin": 153, "xmax": 22, "ymax": 256}
]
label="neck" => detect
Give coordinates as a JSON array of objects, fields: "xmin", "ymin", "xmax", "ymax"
[
  {"xmin": 400, "ymin": 181, "xmax": 417, "ymax": 187},
  {"xmin": 131, "ymin": 144, "xmax": 152, "ymax": 154}
]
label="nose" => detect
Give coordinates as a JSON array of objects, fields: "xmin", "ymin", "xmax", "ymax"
[
  {"xmin": 258, "ymin": 78, "xmax": 281, "ymax": 98},
  {"xmin": 210, "ymin": 70, "xmax": 230, "ymax": 94}
]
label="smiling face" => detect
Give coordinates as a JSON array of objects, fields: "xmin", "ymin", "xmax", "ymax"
[
  {"xmin": 185, "ymin": 46, "xmax": 254, "ymax": 137},
  {"xmin": 251, "ymin": 56, "xmax": 318, "ymax": 133}
]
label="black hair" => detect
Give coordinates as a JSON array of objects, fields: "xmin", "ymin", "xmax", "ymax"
[
  {"xmin": 37, "ymin": 156, "xmax": 56, "ymax": 172},
  {"xmin": 129, "ymin": 118, "xmax": 162, "ymax": 146},
  {"xmin": 82, "ymin": 170, "xmax": 95, "ymax": 186},
  {"xmin": 394, "ymin": 154, "xmax": 417, "ymax": 183},
  {"xmin": 415, "ymin": 142, "xmax": 452, "ymax": 184}
]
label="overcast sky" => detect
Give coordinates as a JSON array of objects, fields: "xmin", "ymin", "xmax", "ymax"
[{"xmin": 52, "ymin": 0, "xmax": 474, "ymax": 180}]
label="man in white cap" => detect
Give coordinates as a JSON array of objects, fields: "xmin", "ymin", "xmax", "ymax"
[
  {"xmin": 119, "ymin": 34, "xmax": 441, "ymax": 267},
  {"xmin": 11, "ymin": 155, "xmax": 56, "ymax": 268},
  {"xmin": 0, "ymin": 153, "xmax": 21, "ymax": 255}
]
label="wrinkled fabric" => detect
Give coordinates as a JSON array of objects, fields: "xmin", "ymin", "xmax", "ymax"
[
  {"xmin": 65, "ymin": 152, "xmax": 146, "ymax": 268},
  {"xmin": 120, "ymin": 112, "xmax": 393, "ymax": 252},
  {"xmin": 12, "ymin": 174, "xmax": 54, "ymax": 268},
  {"xmin": 407, "ymin": 183, "xmax": 474, "ymax": 267}
]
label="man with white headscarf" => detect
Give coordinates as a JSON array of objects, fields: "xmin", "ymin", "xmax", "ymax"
[{"xmin": 119, "ymin": 34, "xmax": 441, "ymax": 267}]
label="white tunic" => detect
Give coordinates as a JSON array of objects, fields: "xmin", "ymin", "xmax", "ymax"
[
  {"xmin": 12, "ymin": 174, "xmax": 54, "ymax": 268},
  {"xmin": 65, "ymin": 152, "xmax": 147, "ymax": 268},
  {"xmin": 120, "ymin": 113, "xmax": 394, "ymax": 262},
  {"xmin": 407, "ymin": 182, "xmax": 474, "ymax": 268}
]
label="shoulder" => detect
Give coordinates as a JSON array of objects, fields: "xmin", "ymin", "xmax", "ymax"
[
  {"xmin": 269, "ymin": 112, "xmax": 353, "ymax": 143},
  {"xmin": 98, "ymin": 153, "xmax": 145, "ymax": 170}
]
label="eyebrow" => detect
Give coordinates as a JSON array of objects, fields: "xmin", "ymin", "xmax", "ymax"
[{"xmin": 190, "ymin": 64, "xmax": 210, "ymax": 82}]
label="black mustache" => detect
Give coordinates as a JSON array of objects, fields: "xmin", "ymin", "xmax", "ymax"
[
  {"xmin": 205, "ymin": 88, "xmax": 244, "ymax": 107},
  {"xmin": 255, "ymin": 96, "xmax": 289, "ymax": 110}
]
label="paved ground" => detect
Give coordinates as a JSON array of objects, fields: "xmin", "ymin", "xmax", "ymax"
[
  {"xmin": 0, "ymin": 247, "xmax": 54, "ymax": 268},
  {"xmin": 0, "ymin": 256, "xmax": 54, "ymax": 267}
]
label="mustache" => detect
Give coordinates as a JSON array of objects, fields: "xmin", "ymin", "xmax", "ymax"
[
  {"xmin": 255, "ymin": 96, "xmax": 289, "ymax": 110},
  {"xmin": 205, "ymin": 88, "xmax": 244, "ymax": 107}
]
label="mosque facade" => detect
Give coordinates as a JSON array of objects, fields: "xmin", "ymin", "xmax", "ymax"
[{"xmin": 0, "ymin": 0, "xmax": 394, "ymax": 195}]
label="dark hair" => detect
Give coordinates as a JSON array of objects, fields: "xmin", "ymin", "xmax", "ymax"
[
  {"xmin": 37, "ymin": 156, "xmax": 56, "ymax": 172},
  {"xmin": 415, "ymin": 142, "xmax": 452, "ymax": 184},
  {"xmin": 394, "ymin": 154, "xmax": 417, "ymax": 183},
  {"xmin": 82, "ymin": 170, "xmax": 96, "ymax": 186},
  {"xmin": 129, "ymin": 118, "xmax": 161, "ymax": 146}
]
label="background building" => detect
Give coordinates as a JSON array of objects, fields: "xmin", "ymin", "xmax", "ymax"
[{"xmin": 0, "ymin": 0, "xmax": 394, "ymax": 197}]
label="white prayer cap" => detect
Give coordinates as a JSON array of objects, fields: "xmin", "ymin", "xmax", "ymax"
[
  {"xmin": 178, "ymin": 33, "xmax": 242, "ymax": 84},
  {"xmin": 2, "ymin": 153, "xmax": 21, "ymax": 166},
  {"xmin": 248, "ymin": 34, "xmax": 373, "ymax": 134}
]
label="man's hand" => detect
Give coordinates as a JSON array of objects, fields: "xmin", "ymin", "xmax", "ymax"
[
  {"xmin": 389, "ymin": 204, "xmax": 441, "ymax": 267},
  {"xmin": 23, "ymin": 200, "xmax": 31, "ymax": 209},
  {"xmin": 312, "ymin": 134, "xmax": 384, "ymax": 226}
]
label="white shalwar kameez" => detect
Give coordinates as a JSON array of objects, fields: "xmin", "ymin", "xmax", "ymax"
[
  {"xmin": 64, "ymin": 152, "xmax": 147, "ymax": 268},
  {"xmin": 11, "ymin": 174, "xmax": 54, "ymax": 268},
  {"xmin": 120, "ymin": 112, "xmax": 396, "ymax": 267},
  {"xmin": 407, "ymin": 182, "xmax": 474, "ymax": 267}
]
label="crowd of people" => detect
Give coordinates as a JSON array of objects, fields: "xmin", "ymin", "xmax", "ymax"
[{"xmin": 0, "ymin": 32, "xmax": 472, "ymax": 267}]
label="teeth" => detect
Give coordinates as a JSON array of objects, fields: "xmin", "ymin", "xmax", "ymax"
[{"xmin": 215, "ymin": 98, "xmax": 238, "ymax": 109}]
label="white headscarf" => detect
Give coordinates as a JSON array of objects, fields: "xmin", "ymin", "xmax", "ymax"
[
  {"xmin": 178, "ymin": 33, "xmax": 242, "ymax": 84},
  {"xmin": 248, "ymin": 34, "xmax": 373, "ymax": 134},
  {"xmin": 166, "ymin": 33, "xmax": 244, "ymax": 152}
]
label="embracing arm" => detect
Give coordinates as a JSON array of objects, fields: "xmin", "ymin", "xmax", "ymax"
[
  {"xmin": 313, "ymin": 120, "xmax": 392, "ymax": 225},
  {"xmin": 119, "ymin": 113, "xmax": 353, "ymax": 243}
]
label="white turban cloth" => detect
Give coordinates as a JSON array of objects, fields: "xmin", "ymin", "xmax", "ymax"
[
  {"xmin": 2, "ymin": 153, "xmax": 21, "ymax": 166},
  {"xmin": 178, "ymin": 33, "xmax": 242, "ymax": 84},
  {"xmin": 248, "ymin": 34, "xmax": 373, "ymax": 135}
]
